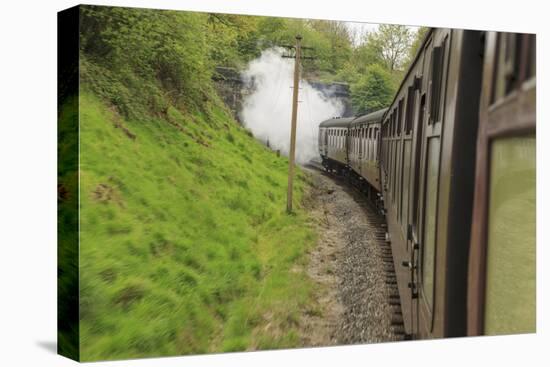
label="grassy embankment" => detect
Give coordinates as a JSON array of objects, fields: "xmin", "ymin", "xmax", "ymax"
[{"xmin": 73, "ymin": 83, "xmax": 318, "ymax": 359}]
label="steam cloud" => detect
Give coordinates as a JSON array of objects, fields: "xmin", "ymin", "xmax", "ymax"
[{"xmin": 240, "ymin": 48, "xmax": 344, "ymax": 164}]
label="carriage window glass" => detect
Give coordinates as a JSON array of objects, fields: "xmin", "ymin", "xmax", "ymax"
[
  {"xmin": 370, "ymin": 128, "xmax": 376, "ymax": 160},
  {"xmin": 507, "ymin": 34, "xmax": 522, "ymax": 94},
  {"xmin": 375, "ymin": 131, "xmax": 379, "ymax": 162},
  {"xmin": 431, "ymin": 40, "xmax": 447, "ymax": 124},
  {"xmin": 364, "ymin": 128, "xmax": 368, "ymax": 159},
  {"xmin": 366, "ymin": 128, "xmax": 372, "ymax": 160},
  {"xmin": 526, "ymin": 34, "xmax": 536, "ymax": 80},
  {"xmin": 401, "ymin": 140, "xmax": 412, "ymax": 228},
  {"xmin": 422, "ymin": 136, "xmax": 440, "ymax": 311},
  {"xmin": 361, "ymin": 129, "xmax": 364, "ymax": 158},
  {"xmin": 390, "ymin": 140, "xmax": 394, "ymax": 200},
  {"xmin": 493, "ymin": 33, "xmax": 522, "ymax": 103},
  {"xmin": 367, "ymin": 127, "xmax": 372, "ymax": 159},
  {"xmin": 429, "ymin": 40, "xmax": 446, "ymax": 124},
  {"xmin": 484, "ymin": 136, "xmax": 535, "ymax": 335},
  {"xmin": 392, "ymin": 140, "xmax": 398, "ymax": 202},
  {"xmin": 394, "ymin": 139, "xmax": 401, "ymax": 206},
  {"xmin": 405, "ymin": 86, "xmax": 415, "ymax": 134},
  {"xmin": 397, "ymin": 99, "xmax": 403, "ymax": 136},
  {"xmin": 371, "ymin": 127, "xmax": 375, "ymax": 160}
]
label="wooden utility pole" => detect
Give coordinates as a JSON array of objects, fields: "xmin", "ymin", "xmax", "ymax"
[{"xmin": 286, "ymin": 35, "xmax": 302, "ymax": 214}]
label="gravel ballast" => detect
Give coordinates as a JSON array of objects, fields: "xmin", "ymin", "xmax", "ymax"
[{"xmin": 300, "ymin": 167, "xmax": 402, "ymax": 346}]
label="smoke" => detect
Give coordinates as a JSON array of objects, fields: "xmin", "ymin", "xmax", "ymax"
[{"xmin": 240, "ymin": 48, "xmax": 344, "ymax": 164}]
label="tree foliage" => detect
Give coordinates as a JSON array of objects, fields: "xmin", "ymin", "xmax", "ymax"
[
  {"xmin": 350, "ymin": 64, "xmax": 394, "ymax": 115},
  {"xmin": 405, "ymin": 26, "xmax": 430, "ymax": 66},
  {"xmin": 79, "ymin": 6, "xmax": 421, "ymax": 119},
  {"xmin": 335, "ymin": 25, "xmax": 419, "ymax": 114},
  {"xmin": 372, "ymin": 25, "xmax": 413, "ymax": 72},
  {"xmin": 80, "ymin": 6, "xmax": 215, "ymax": 117}
]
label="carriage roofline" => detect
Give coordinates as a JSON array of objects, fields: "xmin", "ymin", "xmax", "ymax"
[
  {"xmin": 319, "ymin": 107, "xmax": 388, "ymax": 129},
  {"xmin": 350, "ymin": 108, "xmax": 388, "ymax": 127},
  {"xmin": 319, "ymin": 116, "xmax": 355, "ymax": 128}
]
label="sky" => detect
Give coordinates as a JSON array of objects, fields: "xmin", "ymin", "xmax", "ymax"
[
  {"xmin": 345, "ymin": 22, "xmax": 378, "ymax": 46},
  {"xmin": 345, "ymin": 22, "xmax": 419, "ymax": 46}
]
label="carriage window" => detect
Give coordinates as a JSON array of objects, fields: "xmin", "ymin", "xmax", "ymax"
[
  {"xmin": 401, "ymin": 140, "xmax": 412, "ymax": 228},
  {"xmin": 369, "ymin": 127, "xmax": 376, "ymax": 160},
  {"xmin": 394, "ymin": 110, "xmax": 398, "ymax": 136},
  {"xmin": 397, "ymin": 99, "xmax": 403, "ymax": 136},
  {"xmin": 525, "ymin": 34, "xmax": 536, "ymax": 80},
  {"xmin": 375, "ymin": 128, "xmax": 379, "ymax": 161},
  {"xmin": 366, "ymin": 127, "xmax": 371, "ymax": 159},
  {"xmin": 429, "ymin": 39, "xmax": 447, "ymax": 124},
  {"xmin": 360, "ymin": 128, "xmax": 364, "ymax": 156},
  {"xmin": 422, "ymin": 136, "xmax": 440, "ymax": 310},
  {"xmin": 492, "ymin": 33, "xmax": 522, "ymax": 103},
  {"xmin": 484, "ymin": 137, "xmax": 535, "ymax": 335},
  {"xmin": 405, "ymin": 86, "xmax": 415, "ymax": 134}
]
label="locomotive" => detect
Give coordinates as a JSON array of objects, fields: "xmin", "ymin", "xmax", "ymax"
[{"xmin": 318, "ymin": 28, "xmax": 536, "ymax": 339}]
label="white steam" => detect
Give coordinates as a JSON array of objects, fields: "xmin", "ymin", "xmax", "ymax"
[{"xmin": 240, "ymin": 48, "xmax": 344, "ymax": 164}]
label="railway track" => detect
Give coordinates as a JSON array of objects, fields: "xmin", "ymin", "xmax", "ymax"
[{"xmin": 303, "ymin": 160, "xmax": 405, "ymax": 342}]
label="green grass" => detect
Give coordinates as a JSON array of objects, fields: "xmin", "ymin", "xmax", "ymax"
[{"xmin": 76, "ymin": 91, "xmax": 317, "ymax": 360}]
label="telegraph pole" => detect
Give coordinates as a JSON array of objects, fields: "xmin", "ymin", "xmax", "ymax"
[{"xmin": 286, "ymin": 35, "xmax": 302, "ymax": 213}]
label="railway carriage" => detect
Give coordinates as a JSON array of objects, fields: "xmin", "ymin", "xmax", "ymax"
[
  {"xmin": 317, "ymin": 28, "xmax": 535, "ymax": 341},
  {"xmin": 348, "ymin": 108, "xmax": 386, "ymax": 193},
  {"xmin": 319, "ymin": 117, "xmax": 354, "ymax": 173},
  {"xmin": 380, "ymin": 28, "xmax": 485, "ymax": 339}
]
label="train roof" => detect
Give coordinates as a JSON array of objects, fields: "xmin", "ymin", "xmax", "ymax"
[
  {"xmin": 319, "ymin": 116, "xmax": 355, "ymax": 128},
  {"xmin": 350, "ymin": 108, "xmax": 388, "ymax": 127}
]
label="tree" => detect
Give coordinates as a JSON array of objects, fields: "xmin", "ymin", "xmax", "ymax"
[
  {"xmin": 308, "ymin": 20, "xmax": 353, "ymax": 72},
  {"xmin": 404, "ymin": 26, "xmax": 430, "ymax": 68},
  {"xmin": 366, "ymin": 25, "xmax": 413, "ymax": 73},
  {"xmin": 350, "ymin": 64, "xmax": 394, "ymax": 115}
]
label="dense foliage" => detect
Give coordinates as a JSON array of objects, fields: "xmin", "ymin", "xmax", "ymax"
[
  {"xmin": 350, "ymin": 64, "xmax": 395, "ymax": 115},
  {"xmin": 80, "ymin": 6, "xmax": 425, "ymax": 117},
  {"xmin": 335, "ymin": 25, "xmax": 428, "ymax": 114}
]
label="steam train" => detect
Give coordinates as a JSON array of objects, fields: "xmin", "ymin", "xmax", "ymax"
[{"xmin": 318, "ymin": 29, "xmax": 536, "ymax": 339}]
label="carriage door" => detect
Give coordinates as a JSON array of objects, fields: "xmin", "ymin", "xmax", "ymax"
[
  {"xmin": 416, "ymin": 33, "xmax": 448, "ymax": 338},
  {"xmin": 404, "ymin": 33, "xmax": 448, "ymax": 338}
]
